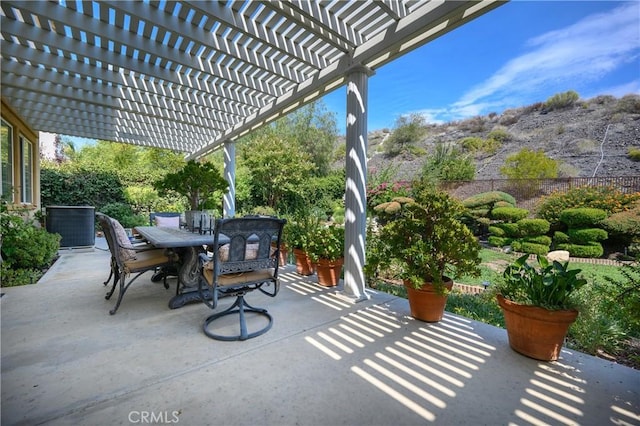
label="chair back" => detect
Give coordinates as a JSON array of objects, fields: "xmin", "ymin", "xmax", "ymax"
[
  {"xmin": 96, "ymin": 212, "xmax": 117, "ymax": 257},
  {"xmin": 212, "ymin": 217, "xmax": 285, "ymax": 277},
  {"xmin": 149, "ymin": 212, "xmax": 182, "ymax": 227}
]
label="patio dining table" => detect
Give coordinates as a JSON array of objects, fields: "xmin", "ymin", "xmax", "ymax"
[{"xmin": 134, "ymin": 226, "xmax": 221, "ymax": 309}]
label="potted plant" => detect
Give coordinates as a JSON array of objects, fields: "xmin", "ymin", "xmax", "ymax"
[
  {"xmin": 366, "ymin": 183, "xmax": 482, "ymax": 322},
  {"xmin": 285, "ymin": 217, "xmax": 318, "ymax": 276},
  {"xmin": 153, "ymin": 160, "xmax": 228, "ymax": 230},
  {"xmin": 496, "ymin": 254, "xmax": 587, "ymax": 361},
  {"xmin": 306, "ymin": 224, "xmax": 345, "ymax": 287}
]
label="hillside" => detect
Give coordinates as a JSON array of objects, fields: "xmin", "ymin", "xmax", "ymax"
[{"xmin": 362, "ymin": 94, "xmax": 640, "ymax": 182}]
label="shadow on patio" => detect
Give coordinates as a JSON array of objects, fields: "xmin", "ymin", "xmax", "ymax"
[{"xmin": 1, "ymin": 240, "xmax": 638, "ymax": 425}]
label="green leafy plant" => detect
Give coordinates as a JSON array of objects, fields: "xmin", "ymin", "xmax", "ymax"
[
  {"xmin": 306, "ymin": 224, "xmax": 345, "ymax": 262},
  {"xmin": 544, "ymin": 90, "xmax": 579, "ymax": 111},
  {"xmin": 365, "ymin": 183, "xmax": 481, "ymax": 292},
  {"xmin": 498, "ymin": 254, "xmax": 587, "ymax": 310}
]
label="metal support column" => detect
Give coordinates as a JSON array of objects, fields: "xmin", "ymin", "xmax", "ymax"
[{"xmin": 341, "ymin": 66, "xmax": 373, "ymax": 302}]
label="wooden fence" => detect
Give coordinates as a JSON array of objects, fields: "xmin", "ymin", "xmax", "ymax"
[{"xmin": 439, "ymin": 176, "xmax": 640, "ymax": 212}]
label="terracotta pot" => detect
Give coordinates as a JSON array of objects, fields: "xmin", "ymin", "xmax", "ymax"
[
  {"xmin": 272, "ymin": 243, "xmax": 288, "ymax": 267},
  {"xmin": 292, "ymin": 248, "xmax": 314, "ymax": 276},
  {"xmin": 314, "ymin": 258, "xmax": 344, "ymax": 287},
  {"xmin": 403, "ymin": 277, "xmax": 453, "ymax": 322},
  {"xmin": 497, "ymin": 294, "xmax": 578, "ymax": 361}
]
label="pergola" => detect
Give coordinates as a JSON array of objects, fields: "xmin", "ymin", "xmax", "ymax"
[{"xmin": 1, "ymin": 0, "xmax": 504, "ymax": 301}]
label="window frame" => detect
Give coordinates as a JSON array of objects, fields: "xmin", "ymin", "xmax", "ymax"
[
  {"xmin": 20, "ymin": 134, "xmax": 33, "ymax": 204},
  {"xmin": 1, "ymin": 119, "xmax": 14, "ymax": 200}
]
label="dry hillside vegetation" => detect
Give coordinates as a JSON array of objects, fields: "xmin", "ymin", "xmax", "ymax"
[{"xmin": 364, "ymin": 94, "xmax": 640, "ymax": 181}]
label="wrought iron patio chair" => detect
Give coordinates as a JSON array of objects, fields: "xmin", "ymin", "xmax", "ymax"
[
  {"xmin": 97, "ymin": 212, "xmax": 176, "ymax": 314},
  {"xmin": 198, "ymin": 216, "xmax": 286, "ymax": 341},
  {"xmin": 149, "ymin": 212, "xmax": 183, "ymax": 227}
]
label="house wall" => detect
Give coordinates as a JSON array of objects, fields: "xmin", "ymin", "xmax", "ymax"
[{"xmin": 1, "ymin": 98, "xmax": 41, "ymax": 213}]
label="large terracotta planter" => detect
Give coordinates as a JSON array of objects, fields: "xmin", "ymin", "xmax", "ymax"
[
  {"xmin": 293, "ymin": 248, "xmax": 314, "ymax": 276},
  {"xmin": 497, "ymin": 294, "xmax": 578, "ymax": 361},
  {"xmin": 314, "ymin": 258, "xmax": 344, "ymax": 287},
  {"xmin": 404, "ymin": 277, "xmax": 453, "ymax": 322},
  {"xmin": 272, "ymin": 243, "xmax": 288, "ymax": 267}
]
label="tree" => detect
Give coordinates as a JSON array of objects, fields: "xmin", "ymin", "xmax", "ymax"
[
  {"xmin": 500, "ymin": 148, "xmax": 559, "ymax": 180},
  {"xmin": 384, "ymin": 113, "xmax": 427, "ymax": 156},
  {"xmin": 153, "ymin": 160, "xmax": 228, "ymax": 211}
]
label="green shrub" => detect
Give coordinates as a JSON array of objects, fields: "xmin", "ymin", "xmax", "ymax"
[
  {"xmin": 516, "ymin": 218, "xmax": 550, "ymax": 236},
  {"xmin": 384, "ymin": 113, "xmax": 427, "ymax": 156},
  {"xmin": 500, "ymin": 148, "xmax": 559, "ymax": 180},
  {"xmin": 494, "ymin": 222, "xmax": 520, "ymax": 237},
  {"xmin": 559, "ymin": 208, "xmax": 607, "ymax": 228},
  {"xmin": 628, "ymin": 147, "xmax": 640, "ymax": 162},
  {"xmin": 556, "ymin": 242, "xmax": 604, "ymax": 258},
  {"xmin": 488, "ymin": 236, "xmax": 512, "ymax": 247},
  {"xmin": 459, "ymin": 136, "xmax": 484, "ymax": 152},
  {"xmin": 536, "ymin": 185, "xmax": 640, "ymax": 227},
  {"xmin": 469, "ymin": 208, "xmax": 491, "ymax": 218},
  {"xmin": 462, "ymin": 191, "xmax": 516, "ymax": 209},
  {"xmin": 1, "ymin": 205, "xmax": 61, "ymax": 286},
  {"xmin": 523, "ymin": 235, "xmax": 552, "ymax": 246},
  {"xmin": 545, "ymin": 90, "xmax": 579, "ymax": 111},
  {"xmin": 491, "ymin": 207, "xmax": 529, "ymax": 222},
  {"xmin": 553, "ymin": 231, "xmax": 571, "ymax": 244},
  {"xmin": 488, "ymin": 225, "xmax": 505, "ymax": 237},
  {"xmin": 567, "ymin": 228, "xmax": 609, "ymax": 244},
  {"xmin": 100, "ymin": 202, "xmax": 147, "ymax": 228},
  {"xmin": 602, "ymin": 207, "xmax": 640, "ymax": 238},
  {"xmin": 494, "ymin": 201, "xmax": 514, "ymax": 208},
  {"xmin": 511, "ymin": 240, "xmax": 550, "ymax": 255}
]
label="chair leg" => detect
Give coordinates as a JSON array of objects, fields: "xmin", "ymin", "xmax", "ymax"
[
  {"xmin": 202, "ymin": 294, "xmax": 272, "ymax": 341},
  {"xmin": 109, "ymin": 271, "xmax": 144, "ymax": 315}
]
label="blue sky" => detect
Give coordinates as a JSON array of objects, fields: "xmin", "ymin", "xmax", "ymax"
[{"xmin": 323, "ymin": 0, "xmax": 640, "ymax": 132}]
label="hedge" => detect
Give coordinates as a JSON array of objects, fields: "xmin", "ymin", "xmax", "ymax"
[
  {"xmin": 553, "ymin": 231, "xmax": 571, "ymax": 244},
  {"xmin": 491, "ymin": 207, "xmax": 529, "ymax": 222},
  {"xmin": 462, "ymin": 191, "xmax": 516, "ymax": 209},
  {"xmin": 522, "ymin": 235, "xmax": 552, "ymax": 246},
  {"xmin": 488, "ymin": 225, "xmax": 505, "ymax": 237},
  {"xmin": 559, "ymin": 208, "xmax": 607, "ymax": 227},
  {"xmin": 567, "ymin": 228, "xmax": 609, "ymax": 244},
  {"xmin": 493, "ymin": 222, "xmax": 520, "ymax": 237},
  {"xmin": 516, "ymin": 218, "xmax": 550, "ymax": 236},
  {"xmin": 556, "ymin": 242, "xmax": 604, "ymax": 258},
  {"xmin": 511, "ymin": 240, "xmax": 550, "ymax": 255},
  {"xmin": 488, "ymin": 236, "xmax": 512, "ymax": 247}
]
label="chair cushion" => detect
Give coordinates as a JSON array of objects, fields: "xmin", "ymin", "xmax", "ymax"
[
  {"xmin": 202, "ymin": 267, "xmax": 274, "ymax": 286},
  {"xmin": 123, "ymin": 248, "xmax": 171, "ymax": 273},
  {"xmin": 155, "ymin": 215, "xmax": 180, "ymax": 228},
  {"xmin": 110, "ymin": 218, "xmax": 137, "ymax": 261}
]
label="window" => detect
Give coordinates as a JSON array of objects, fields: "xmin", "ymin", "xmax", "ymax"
[
  {"xmin": 20, "ymin": 135, "xmax": 33, "ymax": 204},
  {"xmin": 1, "ymin": 120, "xmax": 13, "ymax": 200}
]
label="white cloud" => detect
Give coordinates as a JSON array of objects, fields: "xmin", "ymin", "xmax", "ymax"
[{"xmin": 442, "ymin": 2, "xmax": 640, "ymax": 121}]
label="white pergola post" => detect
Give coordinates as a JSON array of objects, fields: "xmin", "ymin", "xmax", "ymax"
[
  {"xmin": 223, "ymin": 140, "xmax": 236, "ymax": 218},
  {"xmin": 341, "ymin": 66, "xmax": 372, "ymax": 303}
]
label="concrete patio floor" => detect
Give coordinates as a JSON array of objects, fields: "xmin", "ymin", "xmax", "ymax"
[{"xmin": 1, "ymin": 240, "xmax": 639, "ymax": 426}]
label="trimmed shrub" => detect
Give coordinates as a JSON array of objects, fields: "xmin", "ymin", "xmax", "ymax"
[
  {"xmin": 559, "ymin": 208, "xmax": 607, "ymax": 228},
  {"xmin": 553, "ymin": 231, "xmax": 571, "ymax": 244},
  {"xmin": 523, "ymin": 235, "xmax": 552, "ymax": 246},
  {"xmin": 536, "ymin": 185, "xmax": 640, "ymax": 227},
  {"xmin": 491, "ymin": 207, "xmax": 529, "ymax": 222},
  {"xmin": 511, "ymin": 240, "xmax": 550, "ymax": 255},
  {"xmin": 462, "ymin": 191, "xmax": 516, "ymax": 209},
  {"xmin": 488, "ymin": 236, "xmax": 512, "ymax": 247},
  {"xmin": 488, "ymin": 225, "xmax": 505, "ymax": 237},
  {"xmin": 556, "ymin": 242, "xmax": 604, "ymax": 258},
  {"xmin": 469, "ymin": 208, "xmax": 491, "ymax": 218},
  {"xmin": 493, "ymin": 222, "xmax": 520, "ymax": 237},
  {"xmin": 602, "ymin": 207, "xmax": 640, "ymax": 238},
  {"xmin": 516, "ymin": 218, "xmax": 550, "ymax": 236},
  {"xmin": 567, "ymin": 228, "xmax": 609, "ymax": 244},
  {"xmin": 494, "ymin": 201, "xmax": 514, "ymax": 208}
]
